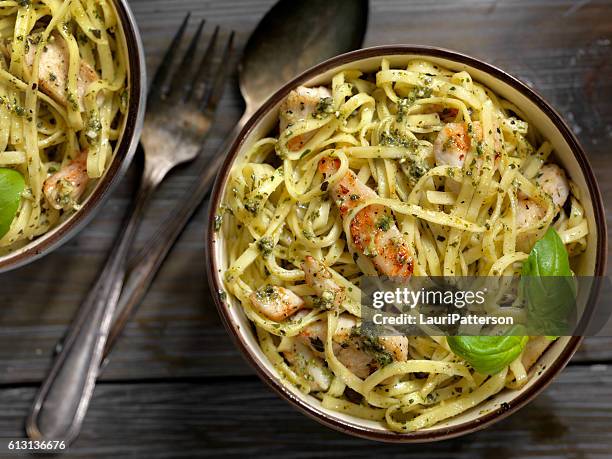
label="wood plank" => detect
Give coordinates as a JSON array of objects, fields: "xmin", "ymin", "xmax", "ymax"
[
  {"xmin": 0, "ymin": 0, "xmax": 611, "ymax": 385},
  {"xmin": 1, "ymin": 365, "xmax": 612, "ymax": 457}
]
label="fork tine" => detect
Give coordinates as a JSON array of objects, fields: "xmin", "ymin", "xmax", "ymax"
[
  {"xmin": 189, "ymin": 25, "xmax": 220, "ymax": 102},
  {"xmin": 149, "ymin": 12, "xmax": 190, "ymax": 99},
  {"xmin": 201, "ymin": 30, "xmax": 235, "ymax": 112},
  {"xmin": 167, "ymin": 18, "xmax": 205, "ymax": 99}
]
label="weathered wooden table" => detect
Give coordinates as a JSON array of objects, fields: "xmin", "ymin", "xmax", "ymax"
[{"xmin": 1, "ymin": 0, "xmax": 611, "ymax": 457}]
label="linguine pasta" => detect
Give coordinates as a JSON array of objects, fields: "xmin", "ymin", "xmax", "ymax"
[
  {"xmin": 218, "ymin": 59, "xmax": 588, "ymax": 432},
  {"xmin": 0, "ymin": 0, "xmax": 127, "ymax": 252}
]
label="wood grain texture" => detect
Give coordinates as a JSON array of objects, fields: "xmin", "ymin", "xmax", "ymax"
[
  {"xmin": 0, "ymin": 0, "xmax": 611, "ymax": 455},
  {"xmin": 1, "ymin": 366, "xmax": 612, "ymax": 458}
]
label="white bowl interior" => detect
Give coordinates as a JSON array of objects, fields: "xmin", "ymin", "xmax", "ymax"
[{"xmin": 211, "ymin": 53, "xmax": 599, "ymax": 436}]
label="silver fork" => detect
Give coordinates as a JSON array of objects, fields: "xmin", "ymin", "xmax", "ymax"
[{"xmin": 26, "ymin": 14, "xmax": 235, "ymax": 444}]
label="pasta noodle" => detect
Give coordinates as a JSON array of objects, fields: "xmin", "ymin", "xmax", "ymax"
[
  {"xmin": 217, "ymin": 59, "xmax": 588, "ymax": 431},
  {"xmin": 0, "ymin": 0, "xmax": 127, "ymax": 252}
]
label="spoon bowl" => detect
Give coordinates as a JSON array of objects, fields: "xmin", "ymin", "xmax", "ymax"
[{"xmin": 238, "ymin": 0, "xmax": 368, "ymax": 113}]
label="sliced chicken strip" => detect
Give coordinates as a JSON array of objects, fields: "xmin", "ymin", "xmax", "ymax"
[
  {"xmin": 319, "ymin": 157, "xmax": 414, "ymax": 279},
  {"xmin": 279, "ymin": 85, "xmax": 332, "ymax": 151},
  {"xmin": 24, "ymin": 31, "xmax": 98, "ymax": 110},
  {"xmin": 516, "ymin": 163, "xmax": 569, "ymax": 252},
  {"xmin": 298, "ymin": 315, "xmax": 409, "ymax": 379},
  {"xmin": 302, "ymin": 255, "xmax": 346, "ymax": 309},
  {"xmin": 433, "ymin": 121, "xmax": 501, "ymax": 169},
  {"xmin": 535, "ymin": 163, "xmax": 569, "ymax": 209},
  {"xmin": 43, "ymin": 150, "xmax": 89, "ymax": 210},
  {"xmin": 249, "ymin": 285, "xmax": 305, "ymax": 322},
  {"xmin": 282, "ymin": 340, "xmax": 332, "ymax": 391}
]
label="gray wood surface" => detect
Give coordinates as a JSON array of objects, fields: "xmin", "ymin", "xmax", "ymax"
[
  {"xmin": 1, "ymin": 366, "xmax": 612, "ymax": 458},
  {"xmin": 0, "ymin": 0, "xmax": 611, "ymax": 457}
]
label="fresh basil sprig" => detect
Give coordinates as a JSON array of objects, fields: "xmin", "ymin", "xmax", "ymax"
[
  {"xmin": 447, "ymin": 327, "xmax": 529, "ymax": 375},
  {"xmin": 447, "ymin": 229, "xmax": 573, "ymax": 374},
  {"xmin": 521, "ymin": 227, "xmax": 576, "ymax": 336},
  {"xmin": 0, "ymin": 168, "xmax": 25, "ymax": 238}
]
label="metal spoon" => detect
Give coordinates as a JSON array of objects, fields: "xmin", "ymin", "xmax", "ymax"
[{"xmin": 102, "ymin": 0, "xmax": 368, "ymax": 361}]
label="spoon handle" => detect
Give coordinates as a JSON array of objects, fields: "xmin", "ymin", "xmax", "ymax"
[{"xmin": 102, "ymin": 112, "xmax": 248, "ymax": 362}]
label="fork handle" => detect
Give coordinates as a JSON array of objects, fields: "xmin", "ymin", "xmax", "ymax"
[
  {"xmin": 26, "ymin": 163, "xmax": 160, "ymax": 443},
  {"xmin": 101, "ymin": 113, "xmax": 248, "ymax": 362}
]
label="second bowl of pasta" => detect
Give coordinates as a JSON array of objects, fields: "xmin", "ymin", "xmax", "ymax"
[
  {"xmin": 0, "ymin": 0, "xmax": 145, "ymax": 272},
  {"xmin": 207, "ymin": 46, "xmax": 606, "ymax": 441}
]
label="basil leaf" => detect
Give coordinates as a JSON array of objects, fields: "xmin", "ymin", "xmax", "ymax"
[
  {"xmin": 0, "ymin": 168, "xmax": 25, "ymax": 238},
  {"xmin": 448, "ymin": 230, "xmax": 571, "ymax": 374},
  {"xmin": 521, "ymin": 227, "xmax": 572, "ymax": 277},
  {"xmin": 521, "ymin": 228, "xmax": 575, "ymax": 335},
  {"xmin": 447, "ymin": 329, "xmax": 529, "ymax": 375}
]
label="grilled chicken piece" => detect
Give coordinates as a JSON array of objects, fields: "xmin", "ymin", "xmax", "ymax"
[
  {"xmin": 279, "ymin": 85, "xmax": 332, "ymax": 151},
  {"xmin": 249, "ymin": 285, "xmax": 305, "ymax": 322},
  {"xmin": 319, "ymin": 157, "xmax": 414, "ymax": 279},
  {"xmin": 43, "ymin": 150, "xmax": 89, "ymax": 210},
  {"xmin": 282, "ymin": 340, "xmax": 332, "ymax": 391},
  {"xmin": 301, "ymin": 256, "xmax": 346, "ymax": 309},
  {"xmin": 298, "ymin": 313, "xmax": 409, "ymax": 379},
  {"xmin": 24, "ymin": 32, "xmax": 98, "ymax": 110}
]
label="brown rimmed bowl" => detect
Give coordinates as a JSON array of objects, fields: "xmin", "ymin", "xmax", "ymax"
[
  {"xmin": 0, "ymin": 0, "xmax": 146, "ymax": 273},
  {"xmin": 206, "ymin": 45, "xmax": 607, "ymax": 442}
]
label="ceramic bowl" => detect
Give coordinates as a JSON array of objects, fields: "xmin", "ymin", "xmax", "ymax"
[
  {"xmin": 0, "ymin": 0, "xmax": 146, "ymax": 273},
  {"xmin": 207, "ymin": 45, "xmax": 607, "ymax": 442}
]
